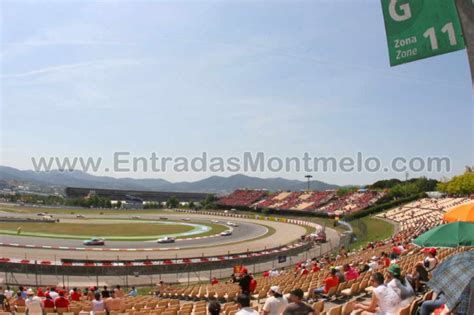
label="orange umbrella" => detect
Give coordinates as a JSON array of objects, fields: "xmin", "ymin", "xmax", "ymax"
[{"xmin": 443, "ymin": 203, "xmax": 474, "ymax": 223}]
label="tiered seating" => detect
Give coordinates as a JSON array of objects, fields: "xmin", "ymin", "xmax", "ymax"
[
  {"xmin": 216, "ymin": 190, "xmax": 267, "ymax": 207},
  {"xmin": 377, "ymin": 197, "xmax": 472, "ymax": 231},
  {"xmin": 252, "ymin": 191, "xmax": 337, "ymax": 212},
  {"xmin": 219, "ymin": 189, "xmax": 384, "ymax": 215},
  {"xmin": 318, "ymin": 191, "xmax": 385, "ymax": 215}
]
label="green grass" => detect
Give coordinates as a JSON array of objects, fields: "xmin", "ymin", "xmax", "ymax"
[
  {"xmin": 347, "ymin": 216, "xmax": 394, "ymax": 250},
  {"xmin": 0, "ymin": 221, "xmax": 228, "ymax": 241},
  {"xmin": 0, "ymin": 206, "xmax": 169, "ymax": 215}
]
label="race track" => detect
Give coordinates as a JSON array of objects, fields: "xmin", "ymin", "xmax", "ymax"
[{"xmin": 0, "ymin": 211, "xmax": 331, "ymax": 261}]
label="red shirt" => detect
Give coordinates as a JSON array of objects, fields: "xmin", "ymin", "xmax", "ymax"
[
  {"xmin": 54, "ymin": 297, "xmax": 70, "ymax": 308},
  {"xmin": 392, "ymin": 246, "xmax": 401, "ymax": 255},
  {"xmin": 312, "ymin": 265, "xmax": 320, "ymax": 273},
  {"xmin": 383, "ymin": 257, "xmax": 391, "ymax": 267},
  {"xmin": 71, "ymin": 291, "xmax": 81, "ymax": 301},
  {"xmin": 43, "ymin": 299, "xmax": 55, "ymax": 308},
  {"xmin": 211, "ymin": 279, "xmax": 219, "ymax": 285},
  {"xmin": 249, "ymin": 278, "xmax": 257, "ymax": 293},
  {"xmin": 324, "ymin": 276, "xmax": 340, "ymax": 293},
  {"xmin": 263, "ymin": 271, "xmax": 270, "ymax": 277},
  {"xmin": 301, "ymin": 269, "xmax": 309, "ymax": 275}
]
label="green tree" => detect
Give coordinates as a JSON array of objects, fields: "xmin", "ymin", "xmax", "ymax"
[{"xmin": 166, "ymin": 196, "xmax": 179, "ymax": 208}]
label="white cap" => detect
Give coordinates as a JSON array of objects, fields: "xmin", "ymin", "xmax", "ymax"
[
  {"xmin": 270, "ymin": 286, "xmax": 282, "ymax": 295},
  {"xmin": 26, "ymin": 288, "xmax": 35, "ymax": 295}
]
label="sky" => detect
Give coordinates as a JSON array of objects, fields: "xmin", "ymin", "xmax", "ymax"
[{"xmin": 1, "ymin": 0, "xmax": 473, "ymax": 186}]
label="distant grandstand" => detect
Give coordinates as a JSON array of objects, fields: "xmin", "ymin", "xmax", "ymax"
[
  {"xmin": 65, "ymin": 187, "xmax": 213, "ymax": 202},
  {"xmin": 216, "ymin": 189, "xmax": 385, "ymax": 215}
]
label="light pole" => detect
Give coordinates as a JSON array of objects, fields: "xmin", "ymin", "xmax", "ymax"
[{"xmin": 305, "ymin": 175, "xmax": 313, "ymax": 191}]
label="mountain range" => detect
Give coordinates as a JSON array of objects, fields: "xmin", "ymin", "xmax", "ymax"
[{"xmin": 0, "ymin": 165, "xmax": 339, "ymax": 194}]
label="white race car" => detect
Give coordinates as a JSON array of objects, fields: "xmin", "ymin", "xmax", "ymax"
[
  {"xmin": 210, "ymin": 220, "xmax": 219, "ymax": 223},
  {"xmin": 157, "ymin": 237, "xmax": 176, "ymax": 243},
  {"xmin": 220, "ymin": 230, "xmax": 232, "ymax": 236},
  {"xmin": 226, "ymin": 221, "xmax": 238, "ymax": 227}
]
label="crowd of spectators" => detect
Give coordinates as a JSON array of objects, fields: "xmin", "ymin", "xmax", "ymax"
[{"xmin": 0, "ymin": 284, "xmax": 138, "ymax": 314}]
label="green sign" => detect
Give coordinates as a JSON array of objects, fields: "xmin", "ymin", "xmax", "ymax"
[{"xmin": 381, "ymin": 0, "xmax": 465, "ymax": 66}]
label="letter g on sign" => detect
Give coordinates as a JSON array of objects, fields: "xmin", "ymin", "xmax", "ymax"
[{"xmin": 389, "ymin": 0, "xmax": 411, "ymax": 22}]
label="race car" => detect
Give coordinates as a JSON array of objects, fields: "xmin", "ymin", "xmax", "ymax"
[
  {"xmin": 131, "ymin": 216, "xmax": 141, "ymax": 219},
  {"xmin": 181, "ymin": 218, "xmax": 191, "ymax": 221},
  {"xmin": 220, "ymin": 230, "xmax": 232, "ymax": 236},
  {"xmin": 157, "ymin": 236, "xmax": 176, "ymax": 243},
  {"xmin": 226, "ymin": 221, "xmax": 238, "ymax": 227},
  {"xmin": 210, "ymin": 220, "xmax": 219, "ymax": 223},
  {"xmin": 83, "ymin": 238, "xmax": 105, "ymax": 246},
  {"xmin": 76, "ymin": 214, "xmax": 85, "ymax": 218}
]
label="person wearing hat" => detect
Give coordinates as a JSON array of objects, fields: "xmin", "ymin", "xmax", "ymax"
[
  {"xmin": 421, "ymin": 248, "xmax": 438, "ymax": 273},
  {"xmin": 387, "ymin": 264, "xmax": 415, "ymax": 306},
  {"xmin": 283, "ymin": 289, "xmax": 316, "ymax": 315},
  {"xmin": 25, "ymin": 288, "xmax": 43, "ymax": 315},
  {"xmin": 263, "ymin": 286, "xmax": 288, "ymax": 315},
  {"xmin": 238, "ymin": 268, "xmax": 252, "ymax": 295}
]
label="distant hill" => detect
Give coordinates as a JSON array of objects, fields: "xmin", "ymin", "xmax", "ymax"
[{"xmin": 0, "ymin": 165, "xmax": 339, "ymax": 194}]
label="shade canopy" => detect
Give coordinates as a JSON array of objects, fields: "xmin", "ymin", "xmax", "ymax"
[
  {"xmin": 413, "ymin": 221, "xmax": 474, "ymax": 247},
  {"xmin": 443, "ymin": 202, "xmax": 474, "ymax": 223}
]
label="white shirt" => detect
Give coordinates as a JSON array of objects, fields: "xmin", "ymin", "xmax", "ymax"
[
  {"xmin": 368, "ymin": 261, "xmax": 379, "ymax": 271},
  {"xmin": 4, "ymin": 290, "xmax": 13, "ymax": 299},
  {"xmin": 48, "ymin": 291, "xmax": 59, "ymax": 300},
  {"xmin": 263, "ymin": 296, "xmax": 288, "ymax": 315},
  {"xmin": 373, "ymin": 285, "xmax": 401, "ymax": 315},
  {"xmin": 388, "ymin": 279, "xmax": 414, "ymax": 307},
  {"xmin": 26, "ymin": 296, "xmax": 43, "ymax": 315},
  {"xmin": 270, "ymin": 270, "xmax": 279, "ymax": 277},
  {"xmin": 236, "ymin": 307, "xmax": 259, "ymax": 315},
  {"xmin": 93, "ymin": 300, "xmax": 105, "ymax": 313}
]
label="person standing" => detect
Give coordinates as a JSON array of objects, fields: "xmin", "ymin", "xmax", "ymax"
[
  {"xmin": 101, "ymin": 286, "xmax": 110, "ymax": 298},
  {"xmin": 283, "ymin": 289, "xmax": 316, "ymax": 315},
  {"xmin": 262, "ymin": 286, "xmax": 288, "ymax": 315},
  {"xmin": 238, "ymin": 268, "xmax": 252, "ymax": 295}
]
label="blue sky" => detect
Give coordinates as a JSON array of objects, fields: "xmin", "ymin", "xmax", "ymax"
[{"xmin": 1, "ymin": 0, "xmax": 473, "ymax": 185}]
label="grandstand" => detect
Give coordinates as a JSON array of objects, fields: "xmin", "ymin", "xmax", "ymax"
[
  {"xmin": 215, "ymin": 189, "xmax": 267, "ymax": 208},
  {"xmin": 5, "ymin": 224, "xmax": 466, "ymax": 315},
  {"xmin": 377, "ymin": 197, "xmax": 472, "ymax": 232},
  {"xmin": 217, "ymin": 189, "xmax": 384, "ymax": 215}
]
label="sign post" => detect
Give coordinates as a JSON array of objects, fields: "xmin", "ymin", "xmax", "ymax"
[{"xmin": 381, "ymin": 0, "xmax": 466, "ymax": 66}]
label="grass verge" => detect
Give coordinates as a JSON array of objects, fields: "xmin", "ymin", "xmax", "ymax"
[
  {"xmin": 347, "ymin": 216, "xmax": 395, "ymax": 250},
  {"xmin": 0, "ymin": 221, "xmax": 228, "ymax": 241}
]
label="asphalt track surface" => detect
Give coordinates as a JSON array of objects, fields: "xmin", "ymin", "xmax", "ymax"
[
  {"xmin": 0, "ymin": 212, "xmax": 323, "ymax": 260},
  {"xmin": 0, "ymin": 216, "xmax": 266, "ymax": 248}
]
